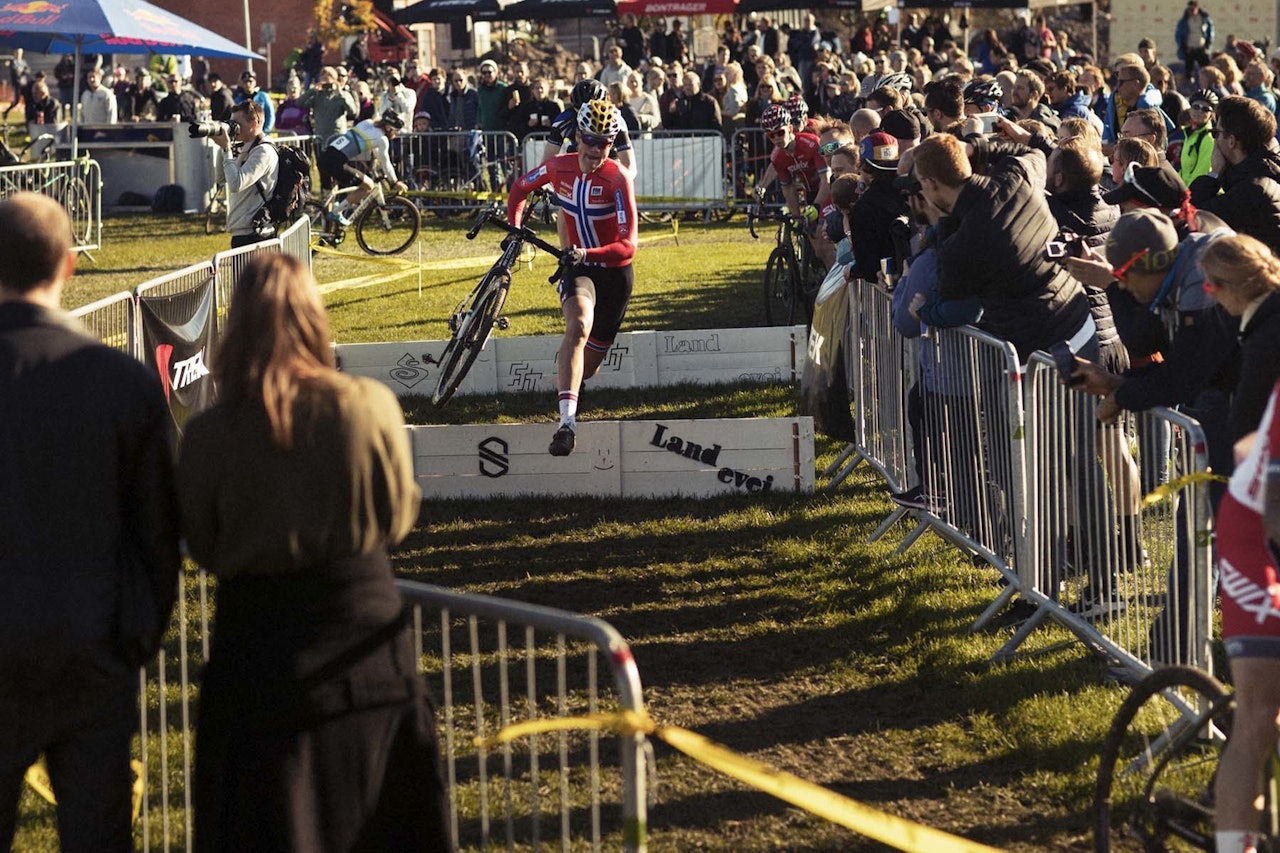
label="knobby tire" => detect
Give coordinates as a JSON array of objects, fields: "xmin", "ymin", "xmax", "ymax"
[
  {"xmin": 431, "ymin": 272, "xmax": 510, "ymax": 406},
  {"xmin": 1094, "ymin": 665, "xmax": 1232, "ymax": 853},
  {"xmin": 763, "ymin": 248, "xmax": 797, "ymax": 327},
  {"xmin": 355, "ymin": 196, "xmax": 421, "ymax": 255}
]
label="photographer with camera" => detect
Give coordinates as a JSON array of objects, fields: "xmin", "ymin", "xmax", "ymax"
[
  {"xmin": 300, "ymin": 66, "xmax": 358, "ymax": 149},
  {"xmin": 208, "ymin": 100, "xmax": 278, "ymax": 248}
]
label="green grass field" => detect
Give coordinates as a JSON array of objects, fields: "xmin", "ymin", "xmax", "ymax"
[{"xmin": 29, "ymin": 212, "xmax": 1134, "ymax": 851}]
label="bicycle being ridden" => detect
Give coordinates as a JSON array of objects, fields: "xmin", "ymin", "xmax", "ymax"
[
  {"xmin": 748, "ymin": 184, "xmax": 825, "ymax": 326},
  {"xmin": 310, "ymin": 108, "xmax": 420, "ymax": 255}
]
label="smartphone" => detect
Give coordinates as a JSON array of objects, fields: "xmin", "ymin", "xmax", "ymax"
[
  {"xmin": 1049, "ymin": 341, "xmax": 1079, "ymax": 386},
  {"xmin": 976, "ymin": 113, "xmax": 1000, "ymax": 134},
  {"xmin": 1045, "ymin": 241, "xmax": 1069, "ymax": 259}
]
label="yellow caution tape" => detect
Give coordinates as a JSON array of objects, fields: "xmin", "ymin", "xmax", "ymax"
[
  {"xmin": 1141, "ymin": 470, "xmax": 1230, "ymax": 509},
  {"xmin": 476, "ymin": 711, "xmax": 1003, "ymax": 853},
  {"xmin": 26, "ymin": 759, "xmax": 147, "ymax": 823}
]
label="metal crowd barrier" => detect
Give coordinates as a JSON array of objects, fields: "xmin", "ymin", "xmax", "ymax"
[
  {"xmin": 102, "ymin": 572, "xmax": 650, "ymax": 852},
  {"xmin": 69, "ymin": 290, "xmax": 136, "ymax": 356},
  {"xmin": 835, "ymin": 279, "xmax": 1215, "ymax": 676},
  {"xmin": 729, "ymin": 127, "xmax": 773, "ymax": 207},
  {"xmin": 1013, "ymin": 356, "xmax": 1215, "ymax": 677},
  {"xmin": 519, "ymin": 130, "xmax": 729, "ymax": 215},
  {"xmin": 398, "ymin": 581, "xmax": 649, "ymax": 853},
  {"xmin": 402, "ymin": 130, "xmax": 521, "ymax": 216},
  {"xmin": 0, "ymin": 157, "xmax": 102, "ymax": 253}
]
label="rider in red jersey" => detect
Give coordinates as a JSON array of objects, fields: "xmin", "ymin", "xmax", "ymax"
[{"xmin": 508, "ymin": 100, "xmax": 638, "ymax": 457}]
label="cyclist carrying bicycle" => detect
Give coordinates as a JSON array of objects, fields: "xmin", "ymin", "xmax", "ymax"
[
  {"xmin": 319, "ymin": 108, "xmax": 407, "ymax": 226},
  {"xmin": 509, "ymin": 100, "xmax": 638, "ymax": 457}
]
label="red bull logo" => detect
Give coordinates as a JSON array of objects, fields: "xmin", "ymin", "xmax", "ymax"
[
  {"xmin": 125, "ymin": 5, "xmax": 196, "ymax": 40},
  {"xmin": 0, "ymin": 0, "xmax": 63, "ymax": 24}
]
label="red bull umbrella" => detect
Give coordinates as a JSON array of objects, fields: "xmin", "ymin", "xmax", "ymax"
[{"xmin": 0, "ymin": 0, "xmax": 258, "ymax": 156}]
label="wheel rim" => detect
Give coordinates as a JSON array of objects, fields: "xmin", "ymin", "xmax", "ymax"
[{"xmin": 355, "ymin": 197, "xmax": 420, "ymax": 255}]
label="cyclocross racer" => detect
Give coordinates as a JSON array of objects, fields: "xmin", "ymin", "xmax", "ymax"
[
  {"xmin": 319, "ymin": 109, "xmax": 406, "ymax": 226},
  {"xmin": 762, "ymin": 102, "xmax": 830, "ymax": 224},
  {"xmin": 509, "ymin": 100, "xmax": 638, "ymax": 457},
  {"xmin": 542, "ymin": 79, "xmax": 634, "ymax": 172}
]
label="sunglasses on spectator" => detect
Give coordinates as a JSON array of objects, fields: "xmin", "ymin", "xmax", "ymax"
[
  {"xmin": 579, "ymin": 132, "xmax": 614, "ymax": 148},
  {"xmin": 1190, "ymin": 102, "xmax": 1213, "ymax": 112},
  {"xmin": 1210, "ymin": 127, "xmax": 1230, "ymax": 138},
  {"xmin": 1111, "ymin": 248, "xmax": 1150, "ymax": 283},
  {"xmin": 819, "ymin": 140, "xmax": 845, "ymax": 156}
]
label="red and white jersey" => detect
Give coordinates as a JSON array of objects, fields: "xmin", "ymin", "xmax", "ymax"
[
  {"xmin": 1228, "ymin": 377, "xmax": 1280, "ymax": 513},
  {"xmin": 508, "ymin": 154, "xmax": 637, "ymax": 267},
  {"xmin": 769, "ymin": 132, "xmax": 828, "ymax": 198}
]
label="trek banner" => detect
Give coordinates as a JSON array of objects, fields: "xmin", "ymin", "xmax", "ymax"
[{"xmin": 139, "ymin": 276, "xmax": 218, "ymax": 437}]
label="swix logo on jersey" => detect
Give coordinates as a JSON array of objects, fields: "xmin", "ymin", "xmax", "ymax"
[
  {"xmin": 524, "ymin": 165, "xmax": 547, "ymax": 184},
  {"xmin": 154, "ymin": 344, "xmax": 210, "ymax": 402},
  {"xmin": 615, "ymin": 190, "xmax": 627, "ymax": 225}
]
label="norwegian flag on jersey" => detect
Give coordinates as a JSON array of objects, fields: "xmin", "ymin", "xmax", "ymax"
[{"xmin": 139, "ymin": 275, "xmax": 218, "ymax": 440}]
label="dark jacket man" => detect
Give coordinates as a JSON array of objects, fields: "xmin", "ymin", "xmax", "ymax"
[
  {"xmin": 666, "ymin": 72, "xmax": 722, "ymax": 132},
  {"xmin": 1189, "ymin": 96, "xmax": 1280, "ymax": 247},
  {"xmin": 914, "ymin": 134, "xmax": 1095, "ymax": 362},
  {"xmin": 0, "ymin": 193, "xmax": 180, "ymax": 852}
]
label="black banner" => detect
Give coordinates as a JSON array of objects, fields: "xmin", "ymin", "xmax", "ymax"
[{"xmin": 139, "ymin": 277, "xmax": 218, "ymax": 439}]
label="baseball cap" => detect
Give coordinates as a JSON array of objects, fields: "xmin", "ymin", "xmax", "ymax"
[
  {"xmin": 880, "ymin": 109, "xmax": 921, "ymax": 142},
  {"xmin": 1105, "ymin": 210, "xmax": 1180, "ymax": 274},
  {"xmin": 859, "ymin": 131, "xmax": 899, "ymax": 173},
  {"xmin": 1102, "ymin": 162, "xmax": 1189, "ymax": 209}
]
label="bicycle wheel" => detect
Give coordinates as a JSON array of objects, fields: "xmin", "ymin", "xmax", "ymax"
[
  {"xmin": 355, "ymin": 196, "xmax": 421, "ymax": 255},
  {"xmin": 763, "ymin": 247, "xmax": 797, "ymax": 327},
  {"xmin": 61, "ymin": 176, "xmax": 90, "ymax": 245},
  {"xmin": 1095, "ymin": 665, "xmax": 1232, "ymax": 853},
  {"xmin": 432, "ymin": 270, "xmax": 510, "ymax": 406},
  {"xmin": 432, "ymin": 167, "xmax": 471, "ymax": 219}
]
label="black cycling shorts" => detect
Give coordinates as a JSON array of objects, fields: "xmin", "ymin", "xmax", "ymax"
[
  {"xmin": 558, "ymin": 264, "xmax": 634, "ymax": 352},
  {"xmin": 318, "ymin": 147, "xmax": 361, "ymax": 189}
]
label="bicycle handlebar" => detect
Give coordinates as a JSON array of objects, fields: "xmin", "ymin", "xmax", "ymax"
[{"xmin": 467, "ymin": 206, "xmax": 571, "ymax": 284}]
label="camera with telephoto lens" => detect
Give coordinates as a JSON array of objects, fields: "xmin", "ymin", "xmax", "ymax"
[{"xmin": 188, "ymin": 118, "xmax": 240, "ymax": 139}]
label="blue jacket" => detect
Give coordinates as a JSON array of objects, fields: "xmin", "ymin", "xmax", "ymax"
[
  {"xmin": 1175, "ymin": 9, "xmax": 1214, "ymax": 60},
  {"xmin": 1102, "ymin": 84, "xmax": 1172, "ymax": 144},
  {"xmin": 1055, "ymin": 90, "xmax": 1094, "ymax": 122}
]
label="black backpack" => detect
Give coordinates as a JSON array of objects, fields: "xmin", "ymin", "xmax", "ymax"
[{"xmin": 256, "ymin": 140, "xmax": 311, "ymax": 225}]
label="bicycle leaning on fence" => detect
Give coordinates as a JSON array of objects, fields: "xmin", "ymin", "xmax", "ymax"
[
  {"xmin": 303, "ymin": 166, "xmax": 421, "ymax": 256},
  {"xmin": 427, "ymin": 205, "xmax": 568, "ymax": 406},
  {"xmin": 1094, "ymin": 664, "xmax": 1279, "ymax": 851},
  {"xmin": 747, "ymin": 190, "xmax": 825, "ymax": 326}
]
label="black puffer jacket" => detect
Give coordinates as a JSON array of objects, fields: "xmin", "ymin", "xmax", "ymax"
[
  {"xmin": 1232, "ymin": 290, "xmax": 1280, "ymax": 440},
  {"xmin": 1189, "ymin": 148, "xmax": 1280, "ymax": 248},
  {"xmin": 934, "ymin": 139, "xmax": 1092, "ymax": 362},
  {"xmin": 849, "ymin": 175, "xmax": 908, "ymax": 283},
  {"xmin": 1048, "ymin": 186, "xmax": 1124, "ymax": 367}
]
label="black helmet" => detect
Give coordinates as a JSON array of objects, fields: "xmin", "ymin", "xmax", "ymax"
[
  {"xmin": 571, "ymin": 79, "xmax": 608, "ymax": 108},
  {"xmin": 1190, "ymin": 89, "xmax": 1220, "ymax": 109},
  {"xmin": 380, "ymin": 108, "xmax": 404, "ymax": 130}
]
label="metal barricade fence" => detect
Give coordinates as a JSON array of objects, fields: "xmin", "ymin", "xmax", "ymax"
[
  {"xmin": 520, "ymin": 130, "xmax": 729, "ymax": 216},
  {"xmin": 276, "ymin": 215, "xmax": 312, "ymax": 273},
  {"xmin": 729, "ymin": 127, "xmax": 772, "ymax": 207},
  {"xmin": 69, "ymin": 290, "xmax": 137, "ymax": 356},
  {"xmin": 1016, "ymin": 355, "xmax": 1215, "ymax": 677},
  {"xmin": 830, "ymin": 279, "xmax": 911, "ymax": 501},
  {"xmin": 403, "ymin": 130, "xmax": 521, "ymax": 217},
  {"xmin": 910, "ymin": 326, "xmax": 1028, "ymax": 593},
  {"xmin": 117, "ymin": 574, "xmax": 648, "ymax": 852},
  {"xmin": 212, "ymin": 239, "xmax": 284, "ymax": 322},
  {"xmin": 398, "ymin": 581, "xmax": 649, "ymax": 853},
  {"xmin": 0, "ymin": 157, "xmax": 102, "ymax": 252}
]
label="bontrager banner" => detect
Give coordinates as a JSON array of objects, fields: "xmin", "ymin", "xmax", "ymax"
[{"xmin": 139, "ymin": 278, "xmax": 217, "ymax": 437}]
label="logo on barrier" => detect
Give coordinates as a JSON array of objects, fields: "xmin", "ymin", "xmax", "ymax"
[
  {"xmin": 388, "ymin": 353, "xmax": 431, "ymax": 389},
  {"xmin": 738, "ymin": 368, "xmax": 784, "ymax": 383},
  {"xmin": 478, "ymin": 437, "xmax": 510, "ymax": 478},
  {"xmin": 155, "ymin": 344, "xmax": 210, "ymax": 402},
  {"xmin": 601, "ymin": 344, "xmax": 629, "ymax": 372},
  {"xmin": 650, "ymin": 423, "xmax": 774, "ymax": 494},
  {"xmin": 506, "ymin": 361, "xmax": 544, "ymax": 391},
  {"xmin": 663, "ymin": 333, "xmax": 721, "ymax": 354}
]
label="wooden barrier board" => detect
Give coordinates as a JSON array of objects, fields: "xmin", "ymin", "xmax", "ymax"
[
  {"xmin": 338, "ymin": 326, "xmax": 807, "ymax": 398},
  {"xmin": 408, "ymin": 417, "xmax": 815, "ymax": 499}
]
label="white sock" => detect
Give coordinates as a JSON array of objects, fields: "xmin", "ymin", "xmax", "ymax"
[
  {"xmin": 1216, "ymin": 830, "xmax": 1260, "ymax": 853},
  {"xmin": 558, "ymin": 391, "xmax": 578, "ymax": 428}
]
